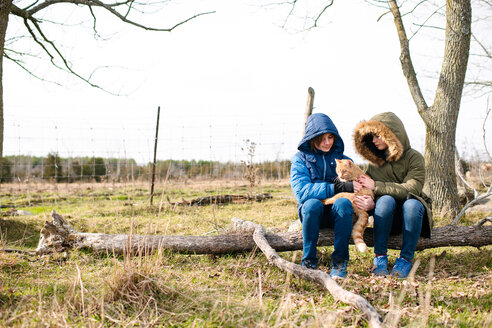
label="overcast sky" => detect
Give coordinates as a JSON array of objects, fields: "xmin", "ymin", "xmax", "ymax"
[{"xmin": 4, "ymin": 0, "xmax": 491, "ymax": 163}]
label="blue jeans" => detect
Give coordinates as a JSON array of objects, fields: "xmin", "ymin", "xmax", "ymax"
[
  {"xmin": 300, "ymin": 198, "xmax": 353, "ymax": 266},
  {"xmin": 373, "ymin": 195, "xmax": 424, "ymax": 261}
]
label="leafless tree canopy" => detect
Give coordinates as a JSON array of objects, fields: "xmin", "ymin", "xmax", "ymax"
[{"xmin": 6, "ymin": 0, "xmax": 214, "ymax": 89}]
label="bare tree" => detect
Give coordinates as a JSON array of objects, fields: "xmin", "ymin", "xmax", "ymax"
[
  {"xmin": 388, "ymin": 0, "xmax": 471, "ymax": 216},
  {"xmin": 0, "ymin": 0, "xmax": 214, "ymax": 174}
]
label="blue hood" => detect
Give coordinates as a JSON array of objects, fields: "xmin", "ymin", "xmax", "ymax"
[{"xmin": 297, "ymin": 113, "xmax": 344, "ymax": 154}]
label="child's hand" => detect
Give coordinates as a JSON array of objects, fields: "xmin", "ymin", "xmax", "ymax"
[
  {"xmin": 354, "ymin": 195, "xmax": 375, "ymax": 211},
  {"xmin": 353, "ymin": 180, "xmax": 362, "ymax": 193},
  {"xmin": 358, "ymin": 175, "xmax": 375, "ymax": 190}
]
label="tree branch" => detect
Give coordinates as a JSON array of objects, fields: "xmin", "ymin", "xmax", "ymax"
[
  {"xmin": 23, "ymin": 16, "xmax": 107, "ymax": 92},
  {"xmin": 90, "ymin": 0, "xmax": 215, "ymax": 32},
  {"xmin": 477, "ymin": 216, "xmax": 492, "ymax": 227},
  {"xmin": 312, "ymin": 0, "xmax": 334, "ymax": 28},
  {"xmin": 279, "ymin": 0, "xmax": 298, "ymax": 29},
  {"xmin": 8, "ymin": 0, "xmax": 215, "ymax": 94},
  {"xmin": 3, "ymin": 51, "xmax": 64, "ymax": 86},
  {"xmin": 455, "ymin": 150, "xmax": 477, "ymax": 198},
  {"xmin": 482, "ymin": 99, "xmax": 492, "ymax": 162},
  {"xmin": 87, "ymin": 5, "xmax": 102, "ymax": 39},
  {"xmin": 407, "ymin": 4, "xmax": 445, "ymax": 42},
  {"xmin": 248, "ymin": 219, "xmax": 383, "ymax": 327},
  {"xmin": 388, "ymin": 0, "xmax": 428, "ymax": 114},
  {"xmin": 25, "ymin": 0, "xmax": 136, "ymax": 15},
  {"xmin": 16, "ymin": 0, "xmax": 215, "ymax": 32},
  {"xmin": 451, "ymin": 184, "xmax": 492, "ymax": 225},
  {"xmin": 471, "ymin": 31, "xmax": 491, "ymax": 59}
]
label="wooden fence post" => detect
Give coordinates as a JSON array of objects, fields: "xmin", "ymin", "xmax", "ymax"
[
  {"xmin": 150, "ymin": 106, "xmax": 161, "ymax": 205},
  {"xmin": 302, "ymin": 87, "xmax": 315, "ymax": 136}
]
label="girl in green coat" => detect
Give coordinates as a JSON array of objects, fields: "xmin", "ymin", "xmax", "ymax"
[{"xmin": 352, "ymin": 112, "xmax": 433, "ymax": 278}]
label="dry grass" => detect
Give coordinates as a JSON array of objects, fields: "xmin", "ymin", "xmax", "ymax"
[{"xmin": 0, "ymin": 180, "xmax": 491, "ymax": 327}]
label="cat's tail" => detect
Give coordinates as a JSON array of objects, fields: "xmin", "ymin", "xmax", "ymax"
[
  {"xmin": 321, "ymin": 197, "xmax": 336, "ymax": 205},
  {"xmin": 321, "ymin": 193, "xmax": 351, "ymax": 206},
  {"xmin": 352, "ymin": 212, "xmax": 369, "ymax": 253}
]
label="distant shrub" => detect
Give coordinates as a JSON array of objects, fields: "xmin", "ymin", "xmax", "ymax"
[
  {"xmin": 93, "ymin": 157, "xmax": 107, "ymax": 182},
  {"xmin": 44, "ymin": 153, "xmax": 63, "ymax": 182},
  {"xmin": 1, "ymin": 157, "xmax": 12, "ymax": 182}
]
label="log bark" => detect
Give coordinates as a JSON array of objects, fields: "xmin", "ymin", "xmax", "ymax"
[
  {"xmin": 249, "ymin": 219, "xmax": 382, "ymax": 327},
  {"xmin": 36, "ymin": 211, "xmax": 492, "ymax": 256}
]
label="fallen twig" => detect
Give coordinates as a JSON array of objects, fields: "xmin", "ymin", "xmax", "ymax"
[
  {"xmin": 0, "ymin": 248, "xmax": 37, "ymax": 255},
  {"xmin": 476, "ymin": 216, "xmax": 492, "ymax": 227}
]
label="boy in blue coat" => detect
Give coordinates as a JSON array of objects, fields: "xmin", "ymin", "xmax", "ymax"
[{"xmin": 290, "ymin": 113, "xmax": 360, "ymax": 278}]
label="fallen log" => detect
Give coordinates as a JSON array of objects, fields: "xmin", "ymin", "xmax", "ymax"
[
  {"xmin": 36, "ymin": 211, "xmax": 492, "ymax": 255},
  {"xmin": 169, "ymin": 193, "xmax": 272, "ymax": 206}
]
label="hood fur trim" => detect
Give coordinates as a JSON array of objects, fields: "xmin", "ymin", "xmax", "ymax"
[{"xmin": 353, "ymin": 120, "xmax": 404, "ymax": 166}]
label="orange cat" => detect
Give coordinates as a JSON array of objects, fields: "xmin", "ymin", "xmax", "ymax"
[{"xmin": 322, "ymin": 159, "xmax": 374, "ymax": 253}]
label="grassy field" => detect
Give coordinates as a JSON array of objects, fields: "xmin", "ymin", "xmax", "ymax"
[{"xmin": 0, "ymin": 181, "xmax": 491, "ymax": 327}]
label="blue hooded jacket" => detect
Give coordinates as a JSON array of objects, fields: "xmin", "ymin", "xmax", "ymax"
[{"xmin": 290, "ymin": 113, "xmax": 352, "ymax": 212}]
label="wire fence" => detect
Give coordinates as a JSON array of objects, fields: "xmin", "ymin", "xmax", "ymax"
[
  {"xmin": 2, "ymin": 105, "xmax": 307, "ymax": 189},
  {"xmin": 1, "ymin": 155, "xmax": 292, "ymax": 184},
  {"xmin": 2, "ymin": 102, "xmax": 489, "ymax": 192}
]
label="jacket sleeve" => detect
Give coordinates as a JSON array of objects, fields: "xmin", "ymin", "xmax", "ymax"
[
  {"xmin": 290, "ymin": 155, "xmax": 334, "ymax": 203},
  {"xmin": 372, "ymin": 151, "xmax": 425, "ymax": 200}
]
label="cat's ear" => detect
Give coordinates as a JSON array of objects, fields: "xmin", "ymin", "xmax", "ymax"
[
  {"xmin": 347, "ymin": 160, "xmax": 353, "ymax": 167},
  {"xmin": 335, "ymin": 158, "xmax": 340, "ymax": 164}
]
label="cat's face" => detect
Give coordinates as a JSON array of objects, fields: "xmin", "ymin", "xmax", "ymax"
[{"xmin": 335, "ymin": 159, "xmax": 355, "ymax": 181}]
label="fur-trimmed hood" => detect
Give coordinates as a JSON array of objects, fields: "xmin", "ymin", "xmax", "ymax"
[{"xmin": 353, "ymin": 112, "xmax": 410, "ymax": 166}]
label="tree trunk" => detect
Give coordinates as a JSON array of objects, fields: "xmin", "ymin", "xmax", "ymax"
[
  {"xmin": 388, "ymin": 0, "xmax": 472, "ymax": 216},
  {"xmin": 422, "ymin": 0, "xmax": 471, "ymax": 216},
  {"xmin": 0, "ymin": 0, "xmax": 12, "ymax": 177},
  {"xmin": 36, "ymin": 211, "xmax": 492, "ymax": 256}
]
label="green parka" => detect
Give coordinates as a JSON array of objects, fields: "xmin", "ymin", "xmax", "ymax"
[{"xmin": 353, "ymin": 112, "xmax": 433, "ymax": 238}]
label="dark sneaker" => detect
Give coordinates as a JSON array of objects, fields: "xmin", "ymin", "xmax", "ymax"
[
  {"xmin": 391, "ymin": 257, "xmax": 413, "ymax": 278},
  {"xmin": 372, "ymin": 255, "xmax": 389, "ymax": 276},
  {"xmin": 330, "ymin": 261, "xmax": 347, "ymax": 279},
  {"xmin": 301, "ymin": 258, "xmax": 317, "ymax": 270}
]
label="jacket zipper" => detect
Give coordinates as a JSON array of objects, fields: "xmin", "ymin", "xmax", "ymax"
[{"xmin": 322, "ymin": 156, "xmax": 327, "ymax": 181}]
